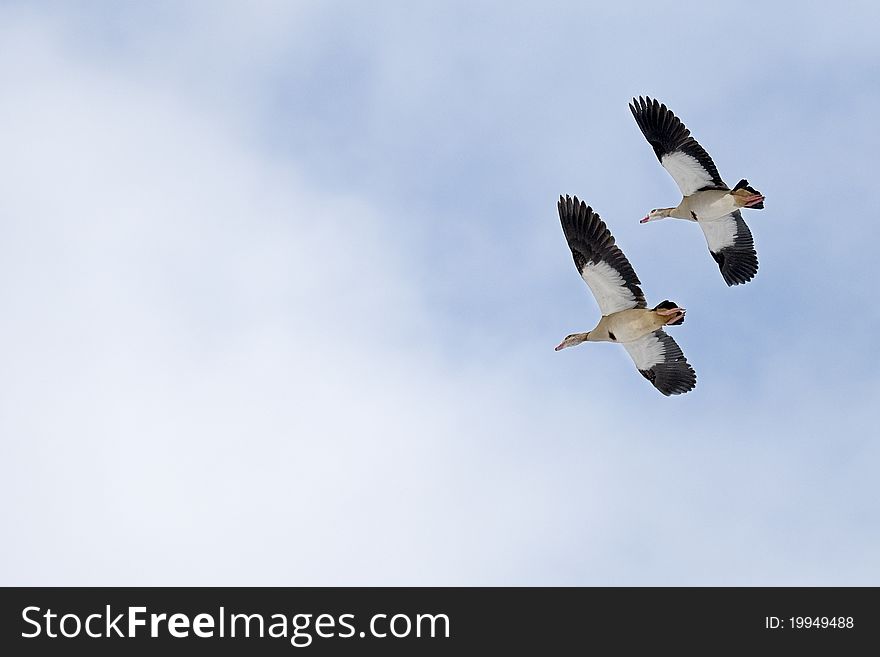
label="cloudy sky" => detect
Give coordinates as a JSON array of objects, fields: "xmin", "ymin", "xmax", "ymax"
[{"xmin": 1, "ymin": 1, "xmax": 878, "ymax": 585}]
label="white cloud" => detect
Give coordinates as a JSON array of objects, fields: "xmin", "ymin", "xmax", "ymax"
[
  {"xmin": 0, "ymin": 9, "xmax": 581, "ymax": 585},
  {"xmin": 1, "ymin": 4, "xmax": 878, "ymax": 586}
]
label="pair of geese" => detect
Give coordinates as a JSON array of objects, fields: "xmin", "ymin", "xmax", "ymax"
[{"xmin": 555, "ymin": 96, "xmax": 765, "ymax": 396}]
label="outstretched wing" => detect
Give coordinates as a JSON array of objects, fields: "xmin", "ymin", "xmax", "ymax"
[
  {"xmin": 622, "ymin": 329, "xmax": 696, "ymax": 396},
  {"xmin": 558, "ymin": 195, "xmax": 646, "ymax": 315},
  {"xmin": 699, "ymin": 210, "xmax": 759, "ymax": 286},
  {"xmin": 629, "ymin": 96, "xmax": 727, "ymax": 196}
]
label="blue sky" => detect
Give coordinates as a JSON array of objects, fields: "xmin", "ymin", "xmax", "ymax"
[{"xmin": 1, "ymin": 1, "xmax": 878, "ymax": 584}]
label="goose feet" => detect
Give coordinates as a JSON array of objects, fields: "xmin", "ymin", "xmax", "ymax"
[{"xmin": 658, "ymin": 307, "xmax": 686, "ymax": 326}]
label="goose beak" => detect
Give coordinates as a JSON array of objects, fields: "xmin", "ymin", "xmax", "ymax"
[
  {"xmin": 554, "ymin": 341, "xmax": 565, "ymax": 351},
  {"xmin": 640, "ymin": 215, "xmax": 650, "ymax": 224}
]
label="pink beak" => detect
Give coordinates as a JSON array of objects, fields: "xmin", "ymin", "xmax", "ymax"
[
  {"xmin": 554, "ymin": 341, "xmax": 565, "ymax": 351},
  {"xmin": 640, "ymin": 216, "xmax": 650, "ymax": 224}
]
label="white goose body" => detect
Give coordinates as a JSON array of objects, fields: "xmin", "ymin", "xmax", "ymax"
[
  {"xmin": 555, "ymin": 196, "xmax": 696, "ymax": 396},
  {"xmin": 673, "ymin": 190, "xmax": 739, "ymax": 222},
  {"xmin": 588, "ymin": 309, "xmax": 670, "ymax": 343},
  {"xmin": 630, "ymin": 96, "xmax": 765, "ymax": 286}
]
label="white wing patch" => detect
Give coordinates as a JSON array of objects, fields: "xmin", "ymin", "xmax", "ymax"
[
  {"xmin": 622, "ymin": 332, "xmax": 665, "ymax": 370},
  {"xmin": 699, "ymin": 213, "xmax": 738, "ymax": 252},
  {"xmin": 580, "ymin": 260, "xmax": 639, "ymax": 316},
  {"xmin": 660, "ymin": 151, "xmax": 716, "ymax": 196},
  {"xmin": 621, "ymin": 329, "xmax": 696, "ymax": 395}
]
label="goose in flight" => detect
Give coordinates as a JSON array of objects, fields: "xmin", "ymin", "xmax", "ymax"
[
  {"xmin": 630, "ymin": 96, "xmax": 764, "ymax": 286},
  {"xmin": 555, "ymin": 195, "xmax": 696, "ymax": 396}
]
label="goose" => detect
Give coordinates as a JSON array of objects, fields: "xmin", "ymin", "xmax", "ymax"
[
  {"xmin": 629, "ymin": 96, "xmax": 763, "ymax": 286},
  {"xmin": 555, "ymin": 195, "xmax": 696, "ymax": 396}
]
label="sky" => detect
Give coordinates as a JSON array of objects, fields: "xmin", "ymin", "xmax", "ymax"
[{"xmin": 1, "ymin": 1, "xmax": 878, "ymax": 585}]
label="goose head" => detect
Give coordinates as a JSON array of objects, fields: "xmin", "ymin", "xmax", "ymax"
[
  {"xmin": 555, "ymin": 332, "xmax": 590, "ymax": 351},
  {"xmin": 640, "ymin": 208, "xmax": 673, "ymax": 223}
]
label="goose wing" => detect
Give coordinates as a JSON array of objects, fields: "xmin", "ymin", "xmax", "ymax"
[
  {"xmin": 558, "ymin": 195, "xmax": 646, "ymax": 315},
  {"xmin": 622, "ymin": 329, "xmax": 696, "ymax": 396},
  {"xmin": 629, "ymin": 96, "xmax": 727, "ymax": 196},
  {"xmin": 698, "ymin": 210, "xmax": 759, "ymax": 286}
]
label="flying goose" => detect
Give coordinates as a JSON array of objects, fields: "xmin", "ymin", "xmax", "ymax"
[
  {"xmin": 629, "ymin": 96, "xmax": 764, "ymax": 286},
  {"xmin": 555, "ymin": 195, "xmax": 696, "ymax": 396}
]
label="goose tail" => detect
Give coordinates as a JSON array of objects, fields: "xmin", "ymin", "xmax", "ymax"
[{"xmin": 732, "ymin": 179, "xmax": 764, "ymax": 209}]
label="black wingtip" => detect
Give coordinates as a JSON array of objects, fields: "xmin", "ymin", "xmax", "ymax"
[
  {"xmin": 630, "ymin": 95, "xmax": 654, "ymax": 113},
  {"xmin": 712, "ymin": 250, "xmax": 759, "ymax": 286},
  {"xmin": 558, "ymin": 194, "xmax": 593, "ymax": 215},
  {"xmin": 558, "ymin": 194, "xmax": 576, "ymax": 216}
]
